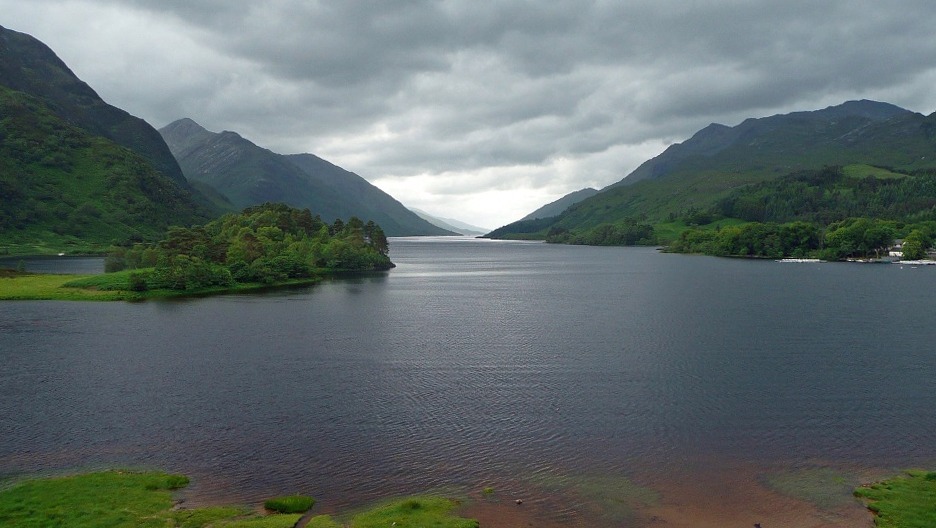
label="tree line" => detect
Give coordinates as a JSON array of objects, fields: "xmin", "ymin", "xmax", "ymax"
[
  {"xmin": 669, "ymin": 166, "xmax": 936, "ymax": 259},
  {"xmin": 670, "ymin": 218, "xmax": 935, "ymax": 260}
]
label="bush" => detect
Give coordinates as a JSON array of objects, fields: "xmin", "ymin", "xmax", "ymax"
[
  {"xmin": 128, "ymin": 272, "xmax": 148, "ymax": 292},
  {"xmin": 264, "ymin": 495, "xmax": 315, "ymax": 514}
]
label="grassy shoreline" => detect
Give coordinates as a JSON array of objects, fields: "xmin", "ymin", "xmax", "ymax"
[
  {"xmin": 854, "ymin": 470, "xmax": 936, "ymax": 527},
  {"xmin": 1, "ymin": 468, "xmax": 933, "ymax": 527},
  {"xmin": 0, "ymin": 269, "xmax": 326, "ymax": 301},
  {"xmin": 0, "ymin": 470, "xmax": 477, "ymax": 528}
]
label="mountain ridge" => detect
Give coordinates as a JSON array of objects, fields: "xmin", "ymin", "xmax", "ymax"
[
  {"xmin": 159, "ymin": 118, "xmax": 456, "ymax": 236},
  {"xmin": 486, "ymin": 99, "xmax": 936, "ymax": 241},
  {"xmin": 614, "ymin": 99, "xmax": 913, "ymax": 186},
  {"xmin": 519, "ymin": 187, "xmax": 599, "ymax": 222},
  {"xmin": 410, "ymin": 209, "xmax": 488, "ymax": 236},
  {"xmin": 0, "ymin": 24, "xmax": 190, "ymax": 187},
  {"xmin": 0, "ymin": 26, "xmax": 213, "ymax": 253}
]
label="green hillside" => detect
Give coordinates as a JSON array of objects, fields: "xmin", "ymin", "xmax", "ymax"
[
  {"xmin": 486, "ymin": 101, "xmax": 936, "ymax": 243},
  {"xmin": 0, "ymin": 24, "xmax": 188, "ymax": 187},
  {"xmin": 0, "ymin": 86, "xmax": 212, "ymax": 255}
]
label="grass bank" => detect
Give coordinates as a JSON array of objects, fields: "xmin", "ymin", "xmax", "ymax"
[
  {"xmin": 0, "ymin": 271, "xmax": 135, "ymax": 301},
  {"xmin": 0, "ymin": 268, "xmax": 323, "ymax": 301},
  {"xmin": 0, "ymin": 470, "xmax": 305, "ymax": 528},
  {"xmin": 855, "ymin": 470, "xmax": 936, "ymax": 527},
  {"xmin": 0, "ymin": 470, "xmax": 477, "ymax": 528}
]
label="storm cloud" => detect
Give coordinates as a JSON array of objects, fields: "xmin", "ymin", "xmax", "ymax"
[{"xmin": 3, "ymin": 0, "xmax": 936, "ymax": 227}]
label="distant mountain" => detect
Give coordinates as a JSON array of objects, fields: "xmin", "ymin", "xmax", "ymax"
[
  {"xmin": 487, "ymin": 100, "xmax": 936, "ymax": 241},
  {"xmin": 0, "ymin": 25, "xmax": 189, "ymax": 187},
  {"xmin": 0, "ymin": 26, "xmax": 212, "ymax": 253},
  {"xmin": 159, "ymin": 118, "xmax": 455, "ymax": 237},
  {"xmin": 410, "ymin": 209, "xmax": 487, "ymax": 236},
  {"xmin": 519, "ymin": 188, "xmax": 598, "ymax": 221}
]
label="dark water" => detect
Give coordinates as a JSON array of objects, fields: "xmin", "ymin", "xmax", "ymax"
[
  {"xmin": 2, "ymin": 237, "xmax": 935, "ymax": 524},
  {"xmin": 0, "ymin": 255, "xmax": 105, "ymax": 275}
]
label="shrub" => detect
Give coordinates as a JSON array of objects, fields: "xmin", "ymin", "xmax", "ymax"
[
  {"xmin": 128, "ymin": 272, "xmax": 148, "ymax": 292},
  {"xmin": 264, "ymin": 495, "xmax": 315, "ymax": 514}
]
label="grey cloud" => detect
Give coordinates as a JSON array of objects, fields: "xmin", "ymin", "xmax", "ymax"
[{"xmin": 3, "ymin": 0, "xmax": 936, "ymax": 226}]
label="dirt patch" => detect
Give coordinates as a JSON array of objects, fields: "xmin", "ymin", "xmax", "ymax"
[{"xmin": 635, "ymin": 462, "xmax": 874, "ymax": 528}]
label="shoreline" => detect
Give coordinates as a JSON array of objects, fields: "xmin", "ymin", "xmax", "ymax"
[
  {"xmin": 0, "ymin": 469, "xmax": 882, "ymax": 528},
  {"xmin": 9, "ymin": 462, "xmax": 932, "ymax": 527},
  {"xmin": 0, "ymin": 269, "xmax": 395, "ymax": 301},
  {"xmin": 166, "ymin": 462, "xmax": 886, "ymax": 528}
]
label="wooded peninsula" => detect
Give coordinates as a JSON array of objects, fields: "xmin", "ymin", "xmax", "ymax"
[{"xmin": 0, "ymin": 203, "xmax": 394, "ymax": 300}]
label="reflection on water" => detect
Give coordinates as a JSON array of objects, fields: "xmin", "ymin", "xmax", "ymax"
[
  {"xmin": 1, "ymin": 238, "xmax": 935, "ymax": 526},
  {"xmin": 0, "ymin": 256, "xmax": 105, "ymax": 274}
]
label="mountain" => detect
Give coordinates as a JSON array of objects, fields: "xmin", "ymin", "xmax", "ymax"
[
  {"xmin": 0, "ymin": 25, "xmax": 188, "ymax": 187},
  {"xmin": 518, "ymin": 188, "xmax": 598, "ymax": 221},
  {"xmin": 410, "ymin": 209, "xmax": 488, "ymax": 236},
  {"xmin": 159, "ymin": 118, "xmax": 455, "ymax": 237},
  {"xmin": 486, "ymin": 100, "xmax": 936, "ymax": 241},
  {"xmin": 0, "ymin": 26, "xmax": 212, "ymax": 254},
  {"xmin": 613, "ymin": 99, "xmax": 913, "ymax": 186}
]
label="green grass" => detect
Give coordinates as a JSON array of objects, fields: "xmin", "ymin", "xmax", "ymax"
[
  {"xmin": 349, "ymin": 496, "xmax": 478, "ymax": 528},
  {"xmin": 305, "ymin": 516, "xmax": 341, "ymax": 528},
  {"xmin": 854, "ymin": 470, "xmax": 936, "ymax": 527},
  {"xmin": 0, "ymin": 269, "xmax": 323, "ymax": 301},
  {"xmin": 0, "ymin": 470, "xmax": 304, "ymax": 528},
  {"xmin": 0, "ymin": 471, "xmax": 479, "ymax": 528},
  {"xmin": 0, "ymin": 470, "xmax": 187, "ymax": 528},
  {"xmin": 166, "ymin": 506, "xmax": 253, "ymax": 528},
  {"xmin": 263, "ymin": 494, "xmax": 315, "ymax": 513},
  {"xmin": 843, "ymin": 163, "xmax": 908, "ymax": 179},
  {"xmin": 214, "ymin": 515, "xmax": 302, "ymax": 528},
  {"xmin": 0, "ymin": 272, "xmax": 139, "ymax": 300}
]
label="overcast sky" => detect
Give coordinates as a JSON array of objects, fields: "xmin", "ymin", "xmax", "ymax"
[{"xmin": 4, "ymin": 1, "xmax": 936, "ymax": 228}]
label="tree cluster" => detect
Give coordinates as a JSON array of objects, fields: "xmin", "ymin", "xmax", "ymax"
[
  {"xmin": 106, "ymin": 203, "xmax": 392, "ymax": 290},
  {"xmin": 546, "ymin": 219, "xmax": 655, "ymax": 246},
  {"xmin": 712, "ymin": 166, "xmax": 936, "ymax": 226},
  {"xmin": 671, "ymin": 217, "xmax": 936, "ymax": 260}
]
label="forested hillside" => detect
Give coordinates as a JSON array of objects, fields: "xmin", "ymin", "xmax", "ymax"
[
  {"xmin": 0, "ymin": 86, "xmax": 212, "ymax": 253},
  {"xmin": 0, "ymin": 25, "xmax": 213, "ymax": 254},
  {"xmin": 485, "ymin": 101, "xmax": 936, "ymax": 245},
  {"xmin": 670, "ymin": 165, "xmax": 936, "ymax": 259}
]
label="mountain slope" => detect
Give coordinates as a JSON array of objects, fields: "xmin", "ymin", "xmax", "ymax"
[
  {"xmin": 410, "ymin": 209, "xmax": 487, "ymax": 236},
  {"xmin": 160, "ymin": 118, "xmax": 455, "ymax": 236},
  {"xmin": 0, "ymin": 86, "xmax": 212, "ymax": 253},
  {"xmin": 519, "ymin": 187, "xmax": 598, "ymax": 221},
  {"xmin": 0, "ymin": 26, "xmax": 213, "ymax": 254},
  {"xmin": 0, "ymin": 24, "xmax": 188, "ymax": 187},
  {"xmin": 614, "ymin": 100, "xmax": 913, "ymax": 186},
  {"xmin": 487, "ymin": 100, "xmax": 936, "ymax": 241}
]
